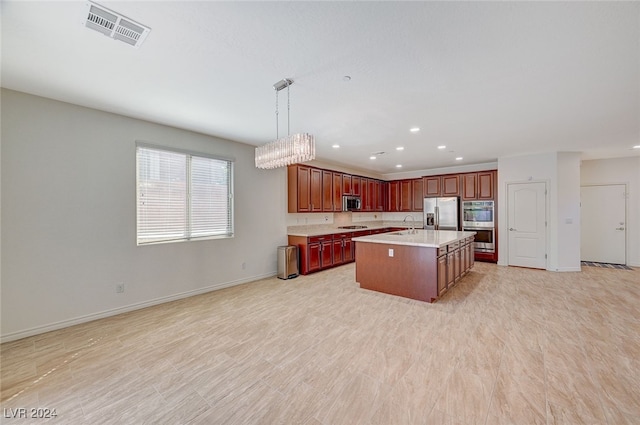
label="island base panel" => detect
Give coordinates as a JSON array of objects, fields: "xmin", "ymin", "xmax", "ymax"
[{"xmin": 355, "ymin": 242, "xmax": 439, "ymax": 303}]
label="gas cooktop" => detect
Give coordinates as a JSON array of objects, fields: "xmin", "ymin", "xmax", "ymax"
[{"xmin": 338, "ymin": 225, "xmax": 368, "ymax": 229}]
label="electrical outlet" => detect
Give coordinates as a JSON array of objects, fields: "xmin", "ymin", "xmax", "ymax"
[
  {"xmin": 388, "ymin": 249, "xmax": 394, "ymax": 257},
  {"xmin": 115, "ymin": 283, "xmax": 125, "ymax": 293}
]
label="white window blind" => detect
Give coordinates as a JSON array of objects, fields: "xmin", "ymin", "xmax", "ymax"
[{"xmin": 136, "ymin": 145, "xmax": 233, "ymax": 245}]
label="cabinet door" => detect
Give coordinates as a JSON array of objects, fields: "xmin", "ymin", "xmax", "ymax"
[
  {"xmin": 308, "ymin": 243, "xmax": 321, "ymax": 272},
  {"xmin": 310, "ymin": 168, "xmax": 323, "ymax": 212},
  {"xmin": 423, "ymin": 176, "xmax": 441, "ymax": 197},
  {"xmin": 321, "ymin": 240, "xmax": 333, "ymax": 268},
  {"xmin": 352, "ymin": 176, "xmax": 361, "ymax": 196},
  {"xmin": 361, "ymin": 178, "xmax": 369, "ymax": 211},
  {"xmin": 332, "ymin": 239, "xmax": 344, "ymax": 265},
  {"xmin": 343, "ymin": 174, "xmax": 352, "ymax": 195},
  {"xmin": 322, "ymin": 170, "xmax": 333, "ymax": 212},
  {"xmin": 368, "ymin": 179, "xmax": 376, "ymax": 212},
  {"xmin": 333, "ymin": 172, "xmax": 343, "ymax": 211},
  {"xmin": 442, "ymin": 175, "xmax": 460, "ymax": 196},
  {"xmin": 295, "ymin": 165, "xmax": 311, "ymax": 212},
  {"xmin": 400, "ymin": 180, "xmax": 412, "ymax": 211},
  {"xmin": 343, "ymin": 238, "xmax": 354, "ymax": 262},
  {"xmin": 462, "ymin": 173, "xmax": 477, "ymax": 200},
  {"xmin": 478, "ymin": 171, "xmax": 494, "ymax": 199},
  {"xmin": 454, "ymin": 248, "xmax": 461, "ymax": 282},
  {"xmin": 460, "ymin": 243, "xmax": 467, "ymax": 276},
  {"xmin": 376, "ymin": 181, "xmax": 384, "ymax": 211},
  {"xmin": 437, "ymin": 255, "xmax": 447, "ymax": 296},
  {"xmin": 446, "ymin": 251, "xmax": 455, "ymax": 288},
  {"xmin": 387, "ymin": 181, "xmax": 399, "ymax": 212},
  {"xmin": 412, "ymin": 179, "xmax": 423, "ymax": 211}
]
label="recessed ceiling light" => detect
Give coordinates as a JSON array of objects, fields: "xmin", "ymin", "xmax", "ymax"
[
  {"xmin": 332, "ymin": 144, "xmax": 340, "ymax": 148},
  {"xmin": 410, "ymin": 127, "xmax": 420, "ymax": 133},
  {"xmin": 455, "ymin": 157, "xmax": 463, "ymax": 161},
  {"xmin": 370, "ymin": 156, "xmax": 376, "ymax": 160},
  {"xmin": 437, "ymin": 145, "xmax": 446, "ymax": 150},
  {"xmin": 396, "ymin": 164, "xmax": 403, "ymax": 168},
  {"xmin": 634, "ymin": 145, "xmax": 640, "ymax": 149},
  {"xmin": 396, "ymin": 146, "xmax": 404, "ymax": 151}
]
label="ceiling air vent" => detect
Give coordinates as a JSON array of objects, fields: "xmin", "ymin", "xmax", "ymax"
[{"xmin": 83, "ymin": 1, "xmax": 150, "ymax": 48}]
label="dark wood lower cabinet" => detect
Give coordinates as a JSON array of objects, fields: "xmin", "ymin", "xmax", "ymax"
[
  {"xmin": 289, "ymin": 228, "xmax": 400, "ymax": 275},
  {"xmin": 438, "ymin": 236, "xmax": 474, "ymax": 297}
]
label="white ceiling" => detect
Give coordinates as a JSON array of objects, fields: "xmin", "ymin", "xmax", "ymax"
[{"xmin": 2, "ymin": 1, "xmax": 639, "ymax": 174}]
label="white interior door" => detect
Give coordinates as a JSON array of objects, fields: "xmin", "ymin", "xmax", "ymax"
[
  {"xmin": 581, "ymin": 185, "xmax": 626, "ymax": 264},
  {"xmin": 507, "ymin": 182, "xmax": 547, "ymax": 269}
]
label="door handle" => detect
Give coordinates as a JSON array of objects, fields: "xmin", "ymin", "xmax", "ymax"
[{"xmin": 509, "ymin": 227, "xmax": 517, "ymax": 231}]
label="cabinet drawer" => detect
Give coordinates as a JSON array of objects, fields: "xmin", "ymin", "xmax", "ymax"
[
  {"xmin": 447, "ymin": 241, "xmax": 460, "ymax": 251},
  {"xmin": 334, "ymin": 232, "xmax": 352, "ymax": 239},
  {"xmin": 309, "ymin": 235, "xmax": 330, "ymax": 243},
  {"xmin": 353, "ymin": 230, "xmax": 371, "ymax": 237},
  {"xmin": 437, "ymin": 247, "xmax": 447, "ymax": 257}
]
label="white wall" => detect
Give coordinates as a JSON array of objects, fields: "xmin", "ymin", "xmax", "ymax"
[
  {"xmin": 1, "ymin": 89, "xmax": 287, "ymax": 342},
  {"xmin": 556, "ymin": 152, "xmax": 582, "ymax": 270},
  {"xmin": 581, "ymin": 156, "xmax": 640, "ymax": 267},
  {"xmin": 497, "ymin": 152, "xmax": 582, "ymax": 271}
]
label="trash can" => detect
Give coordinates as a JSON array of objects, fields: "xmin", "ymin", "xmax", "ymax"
[{"xmin": 277, "ymin": 245, "xmax": 299, "ymax": 280}]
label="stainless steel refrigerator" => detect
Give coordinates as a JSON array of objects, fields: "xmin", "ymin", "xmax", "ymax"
[{"xmin": 423, "ymin": 197, "xmax": 460, "ymax": 230}]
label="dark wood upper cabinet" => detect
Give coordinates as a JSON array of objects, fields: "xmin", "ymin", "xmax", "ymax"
[
  {"xmin": 368, "ymin": 179, "xmax": 377, "ymax": 212},
  {"xmin": 287, "ymin": 164, "xmax": 323, "ymax": 212},
  {"xmin": 477, "ymin": 171, "xmax": 494, "ymax": 199},
  {"xmin": 387, "ymin": 181, "xmax": 399, "ymax": 212},
  {"xmin": 442, "ymin": 175, "xmax": 460, "ymax": 196},
  {"xmin": 411, "ymin": 178, "xmax": 423, "ymax": 211},
  {"xmin": 322, "ymin": 170, "xmax": 333, "ymax": 211},
  {"xmin": 423, "ymin": 176, "xmax": 441, "ymax": 197},
  {"xmin": 310, "ymin": 168, "xmax": 323, "ymax": 212},
  {"xmin": 288, "ymin": 164, "xmax": 496, "ymax": 213},
  {"xmin": 352, "ymin": 176, "xmax": 361, "ymax": 196},
  {"xmin": 342, "ymin": 174, "xmax": 352, "ymax": 195},
  {"xmin": 333, "ymin": 172, "xmax": 343, "ymax": 211},
  {"xmin": 462, "ymin": 173, "xmax": 477, "ymax": 200},
  {"xmin": 400, "ymin": 180, "xmax": 412, "ymax": 211},
  {"xmin": 374, "ymin": 180, "xmax": 384, "ymax": 211}
]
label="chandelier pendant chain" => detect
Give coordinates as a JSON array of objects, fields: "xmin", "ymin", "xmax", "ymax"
[
  {"xmin": 275, "ymin": 88, "xmax": 279, "ymax": 140},
  {"xmin": 287, "ymin": 83, "xmax": 291, "ymax": 136}
]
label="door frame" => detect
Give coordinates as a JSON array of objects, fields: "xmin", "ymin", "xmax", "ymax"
[{"xmin": 504, "ymin": 179, "xmax": 550, "ymax": 270}]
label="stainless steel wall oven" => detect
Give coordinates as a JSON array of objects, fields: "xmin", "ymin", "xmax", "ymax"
[{"xmin": 462, "ymin": 200, "xmax": 495, "ymax": 253}]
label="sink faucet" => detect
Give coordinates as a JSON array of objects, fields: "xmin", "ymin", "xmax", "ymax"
[{"xmin": 403, "ymin": 215, "xmax": 417, "ymax": 234}]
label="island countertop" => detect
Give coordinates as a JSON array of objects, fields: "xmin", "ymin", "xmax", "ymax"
[{"xmin": 352, "ymin": 229, "xmax": 476, "ymax": 248}]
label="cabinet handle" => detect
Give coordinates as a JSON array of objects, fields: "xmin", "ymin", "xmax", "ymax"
[
  {"xmin": 616, "ymin": 227, "xmax": 625, "ymax": 231},
  {"xmin": 509, "ymin": 227, "xmax": 517, "ymax": 231}
]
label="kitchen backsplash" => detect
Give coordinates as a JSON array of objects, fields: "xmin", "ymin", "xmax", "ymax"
[{"xmin": 286, "ymin": 211, "xmax": 424, "ymax": 227}]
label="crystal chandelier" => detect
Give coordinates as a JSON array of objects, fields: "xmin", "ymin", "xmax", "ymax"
[{"xmin": 255, "ymin": 78, "xmax": 315, "ymax": 169}]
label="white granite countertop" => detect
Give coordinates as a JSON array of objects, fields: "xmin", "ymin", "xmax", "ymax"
[
  {"xmin": 287, "ymin": 221, "xmax": 413, "ymax": 237},
  {"xmin": 352, "ymin": 229, "xmax": 476, "ymax": 248}
]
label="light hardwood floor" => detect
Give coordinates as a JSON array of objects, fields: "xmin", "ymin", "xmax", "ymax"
[{"xmin": 1, "ymin": 262, "xmax": 639, "ymax": 424}]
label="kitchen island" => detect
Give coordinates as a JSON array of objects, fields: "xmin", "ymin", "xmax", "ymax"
[{"xmin": 353, "ymin": 230, "xmax": 476, "ymax": 302}]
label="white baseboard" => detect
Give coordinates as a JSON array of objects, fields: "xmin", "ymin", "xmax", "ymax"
[
  {"xmin": 554, "ymin": 266, "xmax": 582, "ymax": 272},
  {"xmin": 0, "ymin": 271, "xmax": 276, "ymax": 344}
]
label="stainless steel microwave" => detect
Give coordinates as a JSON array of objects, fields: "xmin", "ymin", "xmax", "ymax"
[{"xmin": 342, "ymin": 195, "xmax": 361, "ymax": 211}]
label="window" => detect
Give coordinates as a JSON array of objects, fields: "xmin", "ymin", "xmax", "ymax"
[{"xmin": 136, "ymin": 143, "xmax": 233, "ymax": 245}]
